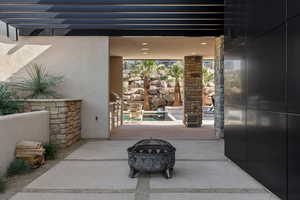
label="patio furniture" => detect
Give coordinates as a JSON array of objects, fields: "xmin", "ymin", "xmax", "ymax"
[{"xmin": 127, "ymin": 139, "xmax": 176, "ymax": 179}]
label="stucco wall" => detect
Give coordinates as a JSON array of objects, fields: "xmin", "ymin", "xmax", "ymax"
[
  {"xmin": 0, "ymin": 36, "xmax": 110, "ymax": 138},
  {"xmin": 0, "ymin": 111, "xmax": 49, "ymax": 173}
]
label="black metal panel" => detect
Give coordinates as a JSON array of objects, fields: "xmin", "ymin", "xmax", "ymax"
[
  {"xmin": 224, "ymin": 0, "xmax": 248, "ymax": 47},
  {"xmin": 246, "ymin": 110, "xmax": 287, "ymax": 199},
  {"xmin": 247, "ymin": 25, "xmax": 286, "ymax": 112},
  {"xmin": 288, "ymin": 114, "xmax": 300, "ymax": 200},
  {"xmin": 0, "ymin": 0, "xmax": 224, "ymax": 36},
  {"xmin": 225, "ymin": 1, "xmax": 288, "ymax": 199},
  {"xmin": 247, "ymin": 0, "xmax": 285, "ymax": 39},
  {"xmin": 288, "ymin": 0, "xmax": 300, "ymax": 19},
  {"xmin": 287, "ymin": 15, "xmax": 300, "ymax": 114},
  {"xmin": 224, "ymin": 105, "xmax": 247, "ymax": 169},
  {"xmin": 224, "ymin": 45, "xmax": 247, "ymax": 106}
]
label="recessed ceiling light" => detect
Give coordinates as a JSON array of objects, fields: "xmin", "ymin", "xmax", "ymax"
[
  {"xmin": 201, "ymin": 42, "xmax": 208, "ymax": 45},
  {"xmin": 142, "ymin": 42, "xmax": 148, "ymax": 46},
  {"xmin": 143, "ymin": 52, "xmax": 149, "ymax": 55},
  {"xmin": 141, "ymin": 48, "xmax": 150, "ymax": 51}
]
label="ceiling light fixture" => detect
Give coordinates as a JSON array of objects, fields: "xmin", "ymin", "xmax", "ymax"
[
  {"xmin": 142, "ymin": 42, "xmax": 148, "ymax": 46},
  {"xmin": 143, "ymin": 52, "xmax": 149, "ymax": 55},
  {"xmin": 141, "ymin": 48, "xmax": 150, "ymax": 51},
  {"xmin": 201, "ymin": 42, "xmax": 208, "ymax": 45}
]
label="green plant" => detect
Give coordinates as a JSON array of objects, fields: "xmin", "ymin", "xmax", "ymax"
[
  {"xmin": 203, "ymin": 68, "xmax": 214, "ymax": 86},
  {"xmin": 168, "ymin": 62, "xmax": 184, "ymax": 106},
  {"xmin": 14, "ymin": 63, "xmax": 64, "ymax": 99},
  {"xmin": 0, "ymin": 83, "xmax": 21, "ymax": 116},
  {"xmin": 7, "ymin": 159, "xmax": 31, "ymax": 177},
  {"xmin": 0, "ymin": 176, "xmax": 6, "ymax": 193},
  {"xmin": 44, "ymin": 144, "xmax": 59, "ymax": 160}
]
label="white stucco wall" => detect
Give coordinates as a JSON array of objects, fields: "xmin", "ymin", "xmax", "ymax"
[
  {"xmin": 0, "ymin": 111, "xmax": 49, "ymax": 173},
  {"xmin": 0, "ymin": 36, "xmax": 110, "ymax": 138}
]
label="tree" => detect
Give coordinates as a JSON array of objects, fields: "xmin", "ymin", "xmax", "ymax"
[
  {"xmin": 133, "ymin": 60, "xmax": 158, "ymax": 110},
  {"xmin": 169, "ymin": 62, "xmax": 183, "ymax": 106}
]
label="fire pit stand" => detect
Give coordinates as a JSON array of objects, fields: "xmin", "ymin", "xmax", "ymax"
[{"xmin": 127, "ymin": 139, "xmax": 176, "ymax": 179}]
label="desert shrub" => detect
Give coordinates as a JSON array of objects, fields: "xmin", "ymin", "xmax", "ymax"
[
  {"xmin": 0, "ymin": 83, "xmax": 21, "ymax": 115},
  {"xmin": 14, "ymin": 63, "xmax": 64, "ymax": 99},
  {"xmin": 7, "ymin": 159, "xmax": 31, "ymax": 177},
  {"xmin": 44, "ymin": 144, "xmax": 59, "ymax": 160},
  {"xmin": 0, "ymin": 176, "xmax": 6, "ymax": 193}
]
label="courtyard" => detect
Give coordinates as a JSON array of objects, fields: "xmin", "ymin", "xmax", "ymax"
[{"xmin": 7, "ymin": 139, "xmax": 278, "ymax": 200}]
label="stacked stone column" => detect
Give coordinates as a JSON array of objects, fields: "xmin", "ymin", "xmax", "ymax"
[
  {"xmin": 22, "ymin": 99, "xmax": 82, "ymax": 148},
  {"xmin": 214, "ymin": 36, "xmax": 224, "ymax": 138},
  {"xmin": 184, "ymin": 56, "xmax": 203, "ymax": 127}
]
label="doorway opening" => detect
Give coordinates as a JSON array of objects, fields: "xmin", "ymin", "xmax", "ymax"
[{"xmin": 108, "ymin": 37, "xmax": 218, "ymax": 139}]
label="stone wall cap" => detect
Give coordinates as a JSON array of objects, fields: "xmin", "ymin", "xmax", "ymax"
[
  {"xmin": 14, "ymin": 99, "xmax": 82, "ymax": 102},
  {"xmin": 0, "ymin": 111, "xmax": 49, "ymax": 120}
]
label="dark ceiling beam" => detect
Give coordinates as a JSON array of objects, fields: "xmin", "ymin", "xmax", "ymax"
[
  {"xmin": 6, "ymin": 19, "xmax": 224, "ymax": 25},
  {"xmin": 19, "ymin": 28, "xmax": 224, "ymax": 36},
  {"xmin": 0, "ymin": 13, "xmax": 224, "ymax": 19},
  {"xmin": 0, "ymin": 0, "xmax": 224, "ymax": 5},
  {"xmin": 0, "ymin": 5, "xmax": 224, "ymax": 13},
  {"xmin": 13, "ymin": 24, "xmax": 224, "ymax": 30},
  {"xmin": 0, "ymin": 0, "xmax": 224, "ymax": 37}
]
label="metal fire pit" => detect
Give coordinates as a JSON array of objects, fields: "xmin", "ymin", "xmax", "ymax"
[{"xmin": 127, "ymin": 139, "xmax": 176, "ymax": 179}]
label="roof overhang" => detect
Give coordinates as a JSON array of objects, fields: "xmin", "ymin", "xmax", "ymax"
[{"xmin": 0, "ymin": 0, "xmax": 224, "ymax": 37}]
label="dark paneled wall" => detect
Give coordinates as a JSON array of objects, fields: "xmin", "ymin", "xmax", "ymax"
[{"xmin": 225, "ymin": 0, "xmax": 300, "ymax": 199}]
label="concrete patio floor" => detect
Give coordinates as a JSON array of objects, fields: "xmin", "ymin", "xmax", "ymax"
[{"xmin": 9, "ymin": 140, "xmax": 279, "ymax": 200}]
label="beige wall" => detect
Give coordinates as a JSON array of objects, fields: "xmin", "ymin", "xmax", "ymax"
[
  {"xmin": 0, "ymin": 111, "xmax": 49, "ymax": 173},
  {"xmin": 109, "ymin": 56, "xmax": 123, "ymax": 97},
  {"xmin": 0, "ymin": 36, "xmax": 110, "ymax": 138}
]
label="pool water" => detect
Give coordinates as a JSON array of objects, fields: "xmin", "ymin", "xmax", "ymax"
[{"xmin": 123, "ymin": 113, "xmax": 172, "ymax": 121}]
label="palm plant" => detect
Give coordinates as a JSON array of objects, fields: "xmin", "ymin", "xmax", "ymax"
[
  {"xmin": 168, "ymin": 62, "xmax": 183, "ymax": 106},
  {"xmin": 14, "ymin": 64, "xmax": 64, "ymax": 99},
  {"xmin": 203, "ymin": 68, "xmax": 214, "ymax": 86},
  {"xmin": 132, "ymin": 60, "xmax": 158, "ymax": 110}
]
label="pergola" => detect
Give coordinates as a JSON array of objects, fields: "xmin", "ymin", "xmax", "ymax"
[{"xmin": 0, "ymin": 0, "xmax": 224, "ymax": 40}]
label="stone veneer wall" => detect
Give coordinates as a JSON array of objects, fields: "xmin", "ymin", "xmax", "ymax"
[
  {"xmin": 214, "ymin": 36, "xmax": 224, "ymax": 138},
  {"xmin": 184, "ymin": 56, "xmax": 203, "ymax": 127},
  {"xmin": 22, "ymin": 99, "xmax": 82, "ymax": 148}
]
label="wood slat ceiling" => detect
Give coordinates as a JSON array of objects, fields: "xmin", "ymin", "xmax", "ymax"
[{"xmin": 0, "ymin": 0, "xmax": 224, "ymax": 36}]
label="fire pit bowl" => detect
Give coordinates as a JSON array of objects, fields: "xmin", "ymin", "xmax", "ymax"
[{"xmin": 127, "ymin": 138, "xmax": 176, "ymax": 179}]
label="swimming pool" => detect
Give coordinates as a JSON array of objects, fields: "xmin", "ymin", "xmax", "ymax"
[{"xmin": 123, "ymin": 111, "xmax": 173, "ymax": 121}]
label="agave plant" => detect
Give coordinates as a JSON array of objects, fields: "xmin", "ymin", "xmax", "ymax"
[{"xmin": 15, "ymin": 64, "xmax": 64, "ymax": 99}]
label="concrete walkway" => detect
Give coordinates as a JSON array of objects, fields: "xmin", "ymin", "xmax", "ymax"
[{"xmin": 9, "ymin": 140, "xmax": 279, "ymax": 200}]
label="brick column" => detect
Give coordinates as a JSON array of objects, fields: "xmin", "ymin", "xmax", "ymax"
[{"xmin": 184, "ymin": 56, "xmax": 203, "ymax": 127}]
